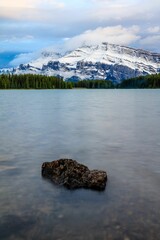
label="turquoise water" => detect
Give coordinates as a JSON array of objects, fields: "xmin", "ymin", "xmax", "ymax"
[{"xmin": 0, "ymin": 89, "xmax": 160, "ymax": 240}]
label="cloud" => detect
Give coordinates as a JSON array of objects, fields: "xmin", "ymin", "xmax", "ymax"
[
  {"xmin": 1, "ymin": 0, "xmax": 160, "ymax": 57},
  {"xmin": 147, "ymin": 26, "xmax": 160, "ymax": 34},
  {"xmin": 139, "ymin": 35, "xmax": 160, "ymax": 52},
  {"xmin": 9, "ymin": 52, "xmax": 40, "ymax": 67},
  {"xmin": 87, "ymin": 0, "xmax": 160, "ymax": 29},
  {"xmin": 0, "ymin": 0, "xmax": 65, "ymax": 21},
  {"xmin": 0, "ymin": 0, "xmax": 33, "ymax": 8},
  {"xmin": 64, "ymin": 25, "xmax": 140, "ymax": 50},
  {"xmin": 0, "ymin": 0, "xmax": 64, "ymax": 9}
]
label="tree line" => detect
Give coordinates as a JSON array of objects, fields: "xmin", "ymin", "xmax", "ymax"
[
  {"xmin": 0, "ymin": 74, "xmax": 114, "ymax": 89},
  {"xmin": 119, "ymin": 73, "xmax": 160, "ymax": 89},
  {"xmin": 0, "ymin": 73, "xmax": 160, "ymax": 89},
  {"xmin": 0, "ymin": 74, "xmax": 72, "ymax": 89}
]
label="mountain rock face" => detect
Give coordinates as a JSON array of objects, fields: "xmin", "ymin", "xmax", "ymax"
[{"xmin": 1, "ymin": 43, "xmax": 160, "ymax": 82}]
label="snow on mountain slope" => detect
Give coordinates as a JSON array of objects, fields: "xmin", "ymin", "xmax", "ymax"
[
  {"xmin": 1, "ymin": 42, "xmax": 160, "ymax": 82},
  {"xmin": 28, "ymin": 50, "xmax": 61, "ymax": 69},
  {"xmin": 60, "ymin": 43, "xmax": 160, "ymax": 70}
]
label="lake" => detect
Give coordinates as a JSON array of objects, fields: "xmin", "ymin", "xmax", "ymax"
[{"xmin": 0, "ymin": 89, "xmax": 160, "ymax": 240}]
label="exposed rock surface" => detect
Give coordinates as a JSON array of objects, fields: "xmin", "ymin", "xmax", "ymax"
[
  {"xmin": 1, "ymin": 42, "xmax": 160, "ymax": 83},
  {"xmin": 42, "ymin": 159, "xmax": 107, "ymax": 190}
]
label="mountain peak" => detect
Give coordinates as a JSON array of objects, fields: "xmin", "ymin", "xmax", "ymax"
[{"xmin": 1, "ymin": 43, "xmax": 160, "ymax": 82}]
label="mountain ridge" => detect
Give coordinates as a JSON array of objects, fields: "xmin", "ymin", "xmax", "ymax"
[{"xmin": 1, "ymin": 42, "xmax": 160, "ymax": 83}]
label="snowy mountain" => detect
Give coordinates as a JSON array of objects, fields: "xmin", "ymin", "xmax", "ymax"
[{"xmin": 1, "ymin": 42, "xmax": 160, "ymax": 82}]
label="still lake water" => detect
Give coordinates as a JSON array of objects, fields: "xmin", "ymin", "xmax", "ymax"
[{"xmin": 0, "ymin": 89, "xmax": 160, "ymax": 240}]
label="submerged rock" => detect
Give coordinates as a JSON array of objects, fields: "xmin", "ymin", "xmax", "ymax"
[{"xmin": 42, "ymin": 159, "xmax": 107, "ymax": 190}]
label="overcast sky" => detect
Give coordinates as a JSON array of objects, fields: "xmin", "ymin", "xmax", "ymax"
[{"xmin": 0, "ymin": 0, "xmax": 160, "ymax": 66}]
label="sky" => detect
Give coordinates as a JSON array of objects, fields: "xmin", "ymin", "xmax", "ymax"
[{"xmin": 0, "ymin": 0, "xmax": 160, "ymax": 67}]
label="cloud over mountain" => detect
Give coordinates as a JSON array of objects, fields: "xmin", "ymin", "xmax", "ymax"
[{"xmin": 64, "ymin": 25, "xmax": 140, "ymax": 51}]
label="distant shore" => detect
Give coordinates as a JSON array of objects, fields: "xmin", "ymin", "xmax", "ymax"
[{"xmin": 0, "ymin": 73, "xmax": 160, "ymax": 89}]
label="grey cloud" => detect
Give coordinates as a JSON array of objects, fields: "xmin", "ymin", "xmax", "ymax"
[{"xmin": 139, "ymin": 35, "xmax": 160, "ymax": 52}]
